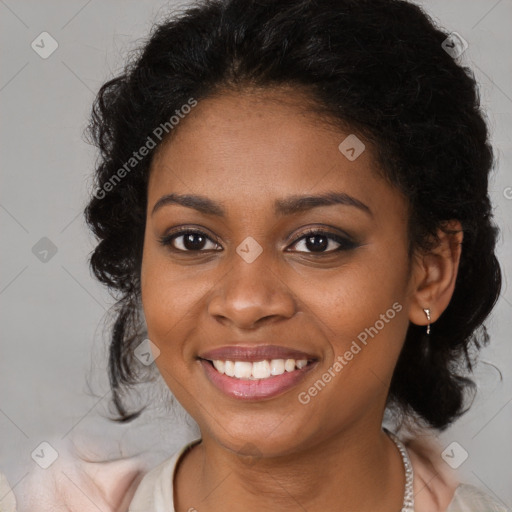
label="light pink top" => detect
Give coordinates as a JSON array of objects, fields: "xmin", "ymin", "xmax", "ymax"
[{"xmin": 3, "ymin": 433, "xmax": 508, "ymax": 512}]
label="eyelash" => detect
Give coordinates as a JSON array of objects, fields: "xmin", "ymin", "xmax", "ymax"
[{"xmin": 158, "ymin": 227, "xmax": 358, "ymax": 254}]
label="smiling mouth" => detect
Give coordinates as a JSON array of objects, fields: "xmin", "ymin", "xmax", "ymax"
[
  {"xmin": 202, "ymin": 358, "xmax": 315, "ymax": 380},
  {"xmin": 197, "ymin": 344, "xmax": 319, "ymax": 400}
]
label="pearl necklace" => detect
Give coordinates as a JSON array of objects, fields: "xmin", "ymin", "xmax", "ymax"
[{"xmin": 384, "ymin": 428, "xmax": 415, "ymax": 512}]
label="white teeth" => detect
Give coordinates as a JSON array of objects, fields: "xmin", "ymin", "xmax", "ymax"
[
  {"xmin": 210, "ymin": 358, "xmax": 311, "ymax": 380},
  {"xmin": 212, "ymin": 360, "xmax": 225, "ymax": 374},
  {"xmin": 224, "ymin": 360, "xmax": 235, "ymax": 377},
  {"xmin": 234, "ymin": 361, "xmax": 253, "ymax": 379},
  {"xmin": 270, "ymin": 359, "xmax": 285, "ymax": 376},
  {"xmin": 285, "ymin": 359, "xmax": 295, "ymax": 372},
  {"xmin": 252, "ymin": 360, "xmax": 271, "ymax": 379}
]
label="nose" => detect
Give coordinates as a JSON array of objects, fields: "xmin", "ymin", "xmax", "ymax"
[{"xmin": 207, "ymin": 250, "xmax": 297, "ymax": 330}]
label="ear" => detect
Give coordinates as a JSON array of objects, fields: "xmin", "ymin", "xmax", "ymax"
[{"xmin": 408, "ymin": 220, "xmax": 463, "ymax": 329}]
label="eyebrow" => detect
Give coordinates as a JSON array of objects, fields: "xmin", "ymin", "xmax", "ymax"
[{"xmin": 151, "ymin": 191, "xmax": 372, "ymax": 217}]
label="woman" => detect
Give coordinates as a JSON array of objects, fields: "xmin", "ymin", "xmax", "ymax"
[{"xmin": 15, "ymin": 0, "xmax": 506, "ymax": 511}]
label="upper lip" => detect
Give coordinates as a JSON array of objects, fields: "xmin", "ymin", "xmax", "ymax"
[{"xmin": 199, "ymin": 344, "xmax": 318, "ymax": 362}]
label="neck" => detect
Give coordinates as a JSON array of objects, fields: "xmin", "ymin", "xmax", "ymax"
[{"xmin": 175, "ymin": 424, "xmax": 406, "ymax": 512}]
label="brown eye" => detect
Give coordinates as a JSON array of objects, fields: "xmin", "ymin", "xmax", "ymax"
[
  {"xmin": 159, "ymin": 229, "xmax": 221, "ymax": 252},
  {"xmin": 288, "ymin": 229, "xmax": 358, "ymax": 254}
]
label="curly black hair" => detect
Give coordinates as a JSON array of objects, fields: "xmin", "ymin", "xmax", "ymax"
[{"xmin": 84, "ymin": 0, "xmax": 502, "ymax": 431}]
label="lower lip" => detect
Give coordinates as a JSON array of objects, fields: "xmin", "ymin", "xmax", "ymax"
[{"xmin": 199, "ymin": 359, "xmax": 317, "ymax": 401}]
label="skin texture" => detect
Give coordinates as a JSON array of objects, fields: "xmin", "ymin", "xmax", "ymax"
[{"xmin": 140, "ymin": 88, "xmax": 463, "ymax": 512}]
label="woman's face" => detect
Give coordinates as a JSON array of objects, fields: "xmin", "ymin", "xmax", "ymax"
[{"xmin": 141, "ymin": 88, "xmax": 419, "ymax": 457}]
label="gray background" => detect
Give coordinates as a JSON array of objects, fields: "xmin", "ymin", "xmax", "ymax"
[{"xmin": 1, "ymin": 0, "xmax": 511, "ymax": 508}]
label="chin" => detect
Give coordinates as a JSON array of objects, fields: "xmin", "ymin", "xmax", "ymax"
[{"xmin": 203, "ymin": 410, "xmax": 318, "ymax": 460}]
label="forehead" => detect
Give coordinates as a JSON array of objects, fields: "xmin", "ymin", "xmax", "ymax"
[{"xmin": 147, "ymin": 89, "xmax": 406, "ymax": 222}]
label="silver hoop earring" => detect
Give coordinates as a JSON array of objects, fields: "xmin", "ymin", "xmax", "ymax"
[{"xmin": 423, "ymin": 308, "xmax": 431, "ymax": 335}]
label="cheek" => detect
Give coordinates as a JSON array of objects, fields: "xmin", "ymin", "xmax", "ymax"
[
  {"xmin": 292, "ymin": 254, "xmax": 410, "ymax": 428},
  {"xmin": 305, "ymin": 245, "xmax": 411, "ymax": 371},
  {"xmin": 141, "ymin": 235, "xmax": 186, "ymax": 350},
  {"xmin": 140, "ymin": 236, "xmax": 214, "ymax": 360}
]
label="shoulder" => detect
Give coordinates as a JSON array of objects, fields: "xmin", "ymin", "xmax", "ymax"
[
  {"xmin": 12, "ymin": 436, "xmax": 163, "ymax": 512},
  {"xmin": 402, "ymin": 432, "xmax": 460, "ymax": 511},
  {"xmin": 128, "ymin": 439, "xmax": 201, "ymax": 512},
  {"xmin": 446, "ymin": 483, "xmax": 510, "ymax": 512},
  {"xmin": 399, "ymin": 431, "xmax": 509, "ymax": 512}
]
